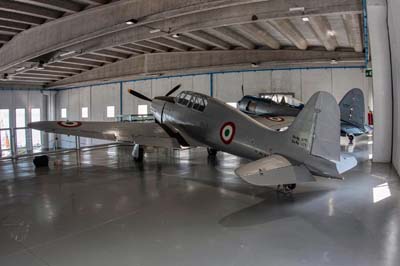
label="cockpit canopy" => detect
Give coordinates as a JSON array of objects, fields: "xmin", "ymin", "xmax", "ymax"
[{"xmin": 176, "ymin": 91, "xmax": 208, "ymax": 112}]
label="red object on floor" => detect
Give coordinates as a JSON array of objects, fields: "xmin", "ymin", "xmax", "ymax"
[{"xmin": 368, "ymin": 111, "xmax": 374, "ymax": 125}]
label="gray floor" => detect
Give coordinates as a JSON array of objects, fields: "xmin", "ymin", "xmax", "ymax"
[{"xmin": 0, "ymin": 136, "xmax": 399, "ymax": 266}]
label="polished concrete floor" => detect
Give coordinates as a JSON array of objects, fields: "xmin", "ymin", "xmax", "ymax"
[{"xmin": 0, "ymin": 136, "xmax": 399, "ymax": 266}]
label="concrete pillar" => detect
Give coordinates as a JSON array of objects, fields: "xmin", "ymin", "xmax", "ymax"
[{"xmin": 367, "ymin": 0, "xmax": 393, "ymax": 162}]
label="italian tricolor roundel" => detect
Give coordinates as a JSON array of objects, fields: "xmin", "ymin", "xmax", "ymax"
[
  {"xmin": 220, "ymin": 122, "xmax": 236, "ymax": 144},
  {"xmin": 57, "ymin": 121, "xmax": 82, "ymax": 128},
  {"xmin": 266, "ymin": 116, "xmax": 285, "ymax": 122}
]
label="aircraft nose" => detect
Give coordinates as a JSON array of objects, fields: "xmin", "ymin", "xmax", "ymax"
[{"xmin": 151, "ymin": 99, "xmax": 165, "ymax": 123}]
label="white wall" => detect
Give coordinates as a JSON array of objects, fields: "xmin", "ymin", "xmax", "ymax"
[
  {"xmin": 55, "ymin": 68, "xmax": 370, "ymax": 118},
  {"xmin": 388, "ymin": 0, "xmax": 400, "ymax": 173},
  {"xmin": 52, "ymin": 68, "xmax": 370, "ymax": 148}
]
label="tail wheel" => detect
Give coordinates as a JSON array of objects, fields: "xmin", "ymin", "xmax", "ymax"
[
  {"xmin": 348, "ymin": 134, "xmax": 354, "ymax": 145},
  {"xmin": 285, "ymin": 184, "xmax": 297, "ymax": 191}
]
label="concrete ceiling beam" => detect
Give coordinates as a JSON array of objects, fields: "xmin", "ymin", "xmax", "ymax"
[
  {"xmin": 135, "ymin": 40, "xmax": 170, "ymax": 53},
  {"xmin": 0, "ymin": 0, "xmax": 268, "ymax": 71},
  {"xmin": 212, "ymin": 27, "xmax": 255, "ymax": 49},
  {"xmin": 268, "ymin": 19, "xmax": 308, "ymax": 50},
  {"xmin": 0, "ymin": 10, "xmax": 44, "ymax": 25},
  {"xmin": 50, "ymin": 49, "xmax": 364, "ymax": 87},
  {"xmin": 78, "ymin": 54, "xmax": 116, "ymax": 63},
  {"xmin": 91, "ymin": 49, "xmax": 131, "ymax": 59},
  {"xmin": 234, "ymin": 23, "xmax": 280, "ymax": 49},
  {"xmin": 185, "ymin": 31, "xmax": 231, "ymax": 50},
  {"xmin": 0, "ymin": 19, "xmax": 30, "ymax": 30},
  {"xmin": 148, "ymin": 37, "xmax": 190, "ymax": 52},
  {"xmin": 308, "ymin": 16, "xmax": 339, "ymax": 51},
  {"xmin": 165, "ymin": 35, "xmax": 209, "ymax": 51},
  {"xmin": 342, "ymin": 14, "xmax": 363, "ymax": 52},
  {"xmin": 15, "ymin": 0, "xmax": 83, "ymax": 13},
  {"xmin": 0, "ymin": 1, "xmax": 62, "ymax": 20}
]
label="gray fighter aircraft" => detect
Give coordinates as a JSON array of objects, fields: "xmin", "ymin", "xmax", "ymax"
[
  {"xmin": 238, "ymin": 88, "xmax": 372, "ymax": 144},
  {"xmin": 29, "ymin": 85, "xmax": 357, "ymax": 191}
]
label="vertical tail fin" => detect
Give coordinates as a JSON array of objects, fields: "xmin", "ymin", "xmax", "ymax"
[
  {"xmin": 339, "ymin": 88, "xmax": 365, "ymax": 129},
  {"xmin": 286, "ymin": 91, "xmax": 340, "ymax": 162}
]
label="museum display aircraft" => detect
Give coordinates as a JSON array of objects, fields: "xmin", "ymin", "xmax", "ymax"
[
  {"xmin": 29, "ymin": 85, "xmax": 357, "ymax": 191},
  {"xmin": 237, "ymin": 88, "xmax": 373, "ymax": 144}
]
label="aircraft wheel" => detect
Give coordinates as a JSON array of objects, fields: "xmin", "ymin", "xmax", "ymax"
[
  {"xmin": 132, "ymin": 144, "xmax": 144, "ymax": 162},
  {"xmin": 284, "ymin": 183, "xmax": 297, "ymax": 191},
  {"xmin": 207, "ymin": 148, "xmax": 218, "ymax": 156}
]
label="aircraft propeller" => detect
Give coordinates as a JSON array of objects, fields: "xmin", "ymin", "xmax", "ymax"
[{"xmin": 128, "ymin": 84, "xmax": 181, "ymax": 102}]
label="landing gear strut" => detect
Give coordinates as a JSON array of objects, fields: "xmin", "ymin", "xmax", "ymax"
[
  {"xmin": 132, "ymin": 144, "xmax": 144, "ymax": 162},
  {"xmin": 276, "ymin": 183, "xmax": 296, "ymax": 194},
  {"xmin": 207, "ymin": 147, "xmax": 218, "ymax": 157}
]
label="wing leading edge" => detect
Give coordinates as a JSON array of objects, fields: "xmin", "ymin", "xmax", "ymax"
[{"xmin": 28, "ymin": 121, "xmax": 181, "ymax": 148}]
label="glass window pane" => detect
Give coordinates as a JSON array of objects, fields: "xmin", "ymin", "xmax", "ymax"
[
  {"xmin": 0, "ymin": 109, "xmax": 10, "ymax": 129},
  {"xmin": 16, "ymin": 129, "xmax": 26, "ymax": 148},
  {"xmin": 0, "ymin": 130, "xmax": 11, "ymax": 150},
  {"xmin": 82, "ymin": 107, "xmax": 89, "ymax": 118},
  {"xmin": 16, "ymin": 108, "xmax": 26, "ymax": 128},
  {"xmin": 138, "ymin": 105, "xmax": 148, "ymax": 115},
  {"xmin": 31, "ymin": 108, "xmax": 41, "ymax": 122},
  {"xmin": 107, "ymin": 106, "xmax": 115, "ymax": 118},
  {"xmin": 61, "ymin": 108, "xmax": 67, "ymax": 119}
]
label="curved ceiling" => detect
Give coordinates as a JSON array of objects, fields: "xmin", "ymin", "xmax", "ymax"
[{"xmin": 0, "ymin": 0, "xmax": 365, "ymax": 88}]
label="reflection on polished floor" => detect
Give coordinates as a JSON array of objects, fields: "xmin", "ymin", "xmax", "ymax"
[{"xmin": 0, "ymin": 136, "xmax": 399, "ymax": 266}]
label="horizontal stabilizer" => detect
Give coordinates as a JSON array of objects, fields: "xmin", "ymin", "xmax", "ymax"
[{"xmin": 235, "ymin": 155, "xmax": 315, "ymax": 186}]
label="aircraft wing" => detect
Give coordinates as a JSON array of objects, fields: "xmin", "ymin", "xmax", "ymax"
[
  {"xmin": 28, "ymin": 121, "xmax": 182, "ymax": 148},
  {"xmin": 250, "ymin": 115, "xmax": 295, "ymax": 131},
  {"xmin": 235, "ymin": 154, "xmax": 315, "ymax": 186}
]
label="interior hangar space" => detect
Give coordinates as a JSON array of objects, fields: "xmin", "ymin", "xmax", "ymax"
[{"xmin": 0, "ymin": 0, "xmax": 399, "ymax": 266}]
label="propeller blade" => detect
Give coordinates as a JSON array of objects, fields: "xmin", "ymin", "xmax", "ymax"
[
  {"xmin": 128, "ymin": 89, "xmax": 152, "ymax": 102},
  {"xmin": 165, "ymin": 84, "xmax": 181, "ymax": 97}
]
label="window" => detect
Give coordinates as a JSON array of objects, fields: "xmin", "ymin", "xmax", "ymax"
[
  {"xmin": 16, "ymin": 108, "xmax": 26, "ymax": 149},
  {"xmin": 107, "ymin": 106, "xmax": 115, "ymax": 118},
  {"xmin": 227, "ymin": 102, "xmax": 238, "ymax": 109},
  {"xmin": 16, "ymin": 108, "xmax": 26, "ymax": 128},
  {"xmin": 138, "ymin": 105, "xmax": 148, "ymax": 115},
  {"xmin": 81, "ymin": 107, "xmax": 89, "ymax": 118},
  {"xmin": 0, "ymin": 109, "xmax": 10, "ymax": 129},
  {"xmin": 0, "ymin": 109, "xmax": 10, "ymax": 150},
  {"xmin": 31, "ymin": 108, "xmax": 41, "ymax": 147},
  {"xmin": 61, "ymin": 108, "xmax": 67, "ymax": 119}
]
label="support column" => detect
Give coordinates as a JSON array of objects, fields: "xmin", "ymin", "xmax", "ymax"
[{"xmin": 367, "ymin": 0, "xmax": 393, "ymax": 162}]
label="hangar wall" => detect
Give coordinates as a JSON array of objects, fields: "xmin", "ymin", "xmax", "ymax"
[
  {"xmin": 53, "ymin": 68, "xmax": 371, "ymax": 148},
  {"xmin": 388, "ymin": 0, "xmax": 400, "ymax": 173}
]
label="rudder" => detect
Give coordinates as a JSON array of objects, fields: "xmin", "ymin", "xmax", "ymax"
[
  {"xmin": 339, "ymin": 88, "xmax": 365, "ymax": 129},
  {"xmin": 286, "ymin": 91, "xmax": 340, "ymax": 162}
]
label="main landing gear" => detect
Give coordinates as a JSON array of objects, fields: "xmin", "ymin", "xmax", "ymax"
[
  {"xmin": 132, "ymin": 144, "xmax": 144, "ymax": 162},
  {"xmin": 276, "ymin": 183, "xmax": 296, "ymax": 195},
  {"xmin": 347, "ymin": 134, "xmax": 354, "ymax": 145},
  {"xmin": 207, "ymin": 147, "xmax": 218, "ymax": 157}
]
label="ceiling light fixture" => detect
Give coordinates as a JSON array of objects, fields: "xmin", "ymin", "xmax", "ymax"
[
  {"xmin": 36, "ymin": 61, "xmax": 45, "ymax": 70},
  {"xmin": 172, "ymin": 33, "xmax": 180, "ymax": 38},
  {"xmin": 289, "ymin": 7, "xmax": 305, "ymax": 12},
  {"xmin": 59, "ymin": 51, "xmax": 76, "ymax": 57},
  {"xmin": 126, "ymin": 19, "xmax": 138, "ymax": 25},
  {"xmin": 302, "ymin": 17, "xmax": 309, "ymax": 22},
  {"xmin": 149, "ymin": 28, "xmax": 161, "ymax": 34},
  {"xmin": 15, "ymin": 67, "xmax": 26, "ymax": 72},
  {"xmin": 330, "ymin": 59, "xmax": 338, "ymax": 65},
  {"xmin": 251, "ymin": 62, "xmax": 259, "ymax": 68},
  {"xmin": 327, "ymin": 30, "xmax": 336, "ymax": 37}
]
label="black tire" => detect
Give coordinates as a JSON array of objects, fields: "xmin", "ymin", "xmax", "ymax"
[
  {"xmin": 134, "ymin": 147, "xmax": 144, "ymax": 162},
  {"xmin": 207, "ymin": 148, "xmax": 218, "ymax": 156},
  {"xmin": 348, "ymin": 134, "xmax": 354, "ymax": 145},
  {"xmin": 284, "ymin": 183, "xmax": 297, "ymax": 191}
]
